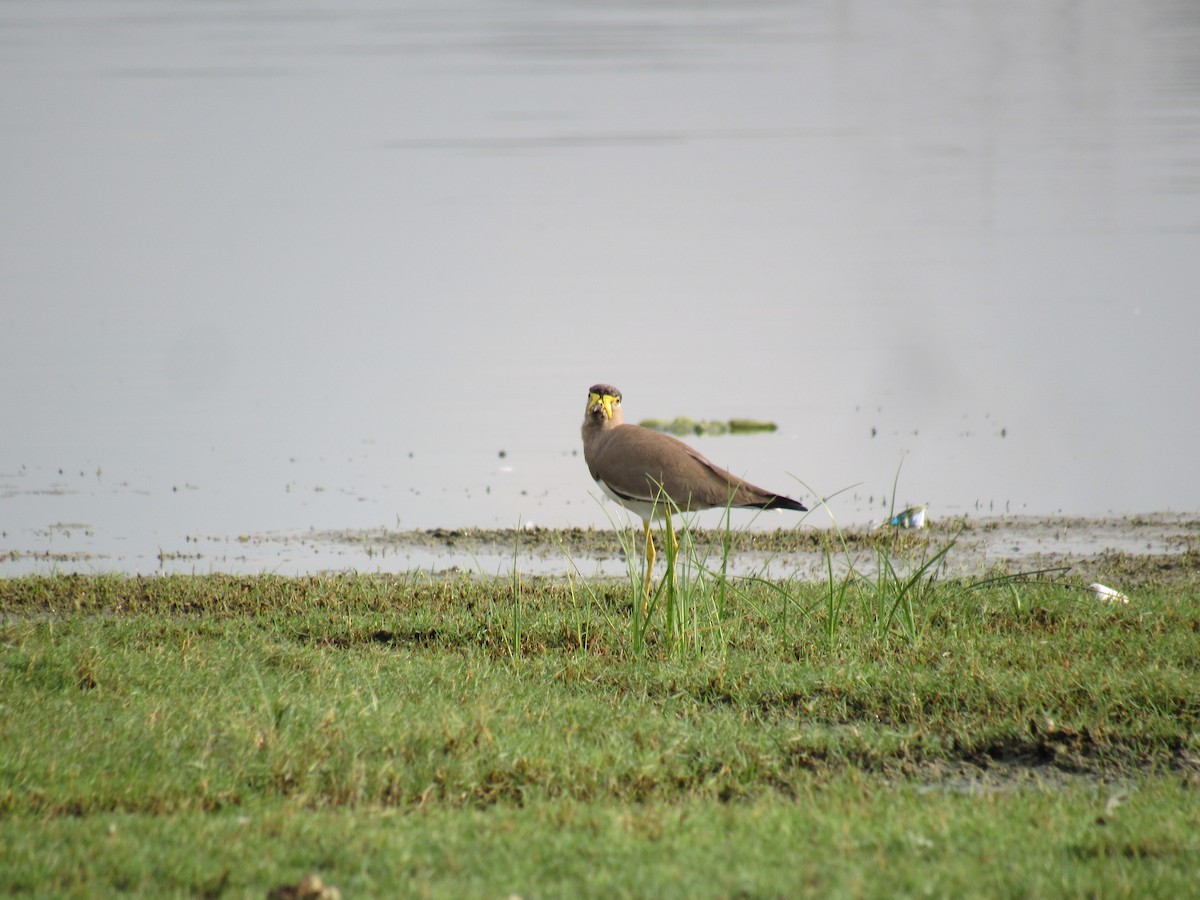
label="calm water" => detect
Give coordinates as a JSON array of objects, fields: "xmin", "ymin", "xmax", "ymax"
[{"xmin": 3, "ymin": 0, "xmax": 1199, "ymax": 574}]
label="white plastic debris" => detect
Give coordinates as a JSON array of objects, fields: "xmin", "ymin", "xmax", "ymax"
[
  {"xmin": 883, "ymin": 504, "xmax": 928, "ymax": 529},
  {"xmin": 1089, "ymin": 582, "xmax": 1129, "ymax": 604}
]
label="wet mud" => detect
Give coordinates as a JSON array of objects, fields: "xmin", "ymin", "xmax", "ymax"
[
  {"xmin": 3, "ymin": 513, "xmax": 1197, "ymax": 583},
  {"xmin": 307, "ymin": 513, "xmax": 1199, "ymax": 586}
]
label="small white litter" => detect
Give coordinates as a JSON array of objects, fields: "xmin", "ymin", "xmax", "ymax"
[{"xmin": 1089, "ymin": 582, "xmax": 1130, "ymax": 604}]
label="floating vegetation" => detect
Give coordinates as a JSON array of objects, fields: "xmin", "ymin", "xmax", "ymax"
[{"xmin": 639, "ymin": 416, "xmax": 778, "ymax": 436}]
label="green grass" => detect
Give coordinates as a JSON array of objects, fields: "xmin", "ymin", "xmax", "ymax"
[{"xmin": 2, "ymin": 568, "xmax": 1199, "ymax": 897}]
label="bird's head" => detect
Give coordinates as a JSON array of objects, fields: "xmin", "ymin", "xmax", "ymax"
[{"xmin": 585, "ymin": 384, "xmax": 623, "ymax": 425}]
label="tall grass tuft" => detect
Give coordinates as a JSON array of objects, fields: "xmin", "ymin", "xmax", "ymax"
[
  {"xmin": 866, "ymin": 521, "xmax": 960, "ymax": 639},
  {"xmin": 592, "ymin": 473, "xmax": 982, "ymax": 656},
  {"xmin": 506, "ymin": 525, "xmax": 523, "ymax": 658},
  {"xmin": 595, "ymin": 490, "xmax": 803, "ymax": 659}
]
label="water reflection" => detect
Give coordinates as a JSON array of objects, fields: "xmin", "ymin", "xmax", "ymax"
[{"xmin": 1, "ymin": 1, "xmax": 1197, "ymax": 574}]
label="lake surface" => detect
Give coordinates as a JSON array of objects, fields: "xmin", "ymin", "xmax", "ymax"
[{"xmin": 3, "ymin": 0, "xmax": 1199, "ymax": 575}]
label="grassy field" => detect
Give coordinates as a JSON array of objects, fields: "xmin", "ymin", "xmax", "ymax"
[{"xmin": 2, "ymin": 536, "xmax": 1199, "ymax": 897}]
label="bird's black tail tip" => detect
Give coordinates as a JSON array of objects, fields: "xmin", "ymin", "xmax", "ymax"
[{"xmin": 767, "ymin": 495, "xmax": 808, "ymax": 513}]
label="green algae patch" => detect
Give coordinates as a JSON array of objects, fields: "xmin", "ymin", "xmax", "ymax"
[{"xmin": 638, "ymin": 416, "xmax": 778, "ymax": 436}]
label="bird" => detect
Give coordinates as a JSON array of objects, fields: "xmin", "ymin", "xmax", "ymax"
[{"xmin": 581, "ymin": 383, "xmax": 807, "ymax": 600}]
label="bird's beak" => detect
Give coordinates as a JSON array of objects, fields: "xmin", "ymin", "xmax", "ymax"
[{"xmin": 587, "ymin": 392, "xmax": 616, "ymax": 420}]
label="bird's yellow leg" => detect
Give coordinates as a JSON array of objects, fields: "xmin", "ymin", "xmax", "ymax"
[{"xmin": 642, "ymin": 519, "xmax": 655, "ymax": 607}]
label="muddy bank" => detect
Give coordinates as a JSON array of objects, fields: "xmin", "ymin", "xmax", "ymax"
[
  {"xmin": 3, "ymin": 513, "xmax": 1197, "ymax": 582},
  {"xmin": 307, "ymin": 513, "xmax": 1200, "ymax": 586}
]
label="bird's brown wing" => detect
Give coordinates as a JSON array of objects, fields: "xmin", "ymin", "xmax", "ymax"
[{"xmin": 592, "ymin": 425, "xmax": 782, "ymax": 510}]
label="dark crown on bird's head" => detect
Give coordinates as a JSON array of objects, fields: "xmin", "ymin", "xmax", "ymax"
[{"xmin": 587, "ymin": 384, "xmax": 621, "ymax": 401}]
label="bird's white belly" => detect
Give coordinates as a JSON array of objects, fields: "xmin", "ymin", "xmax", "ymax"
[{"xmin": 595, "ymin": 478, "xmax": 661, "ymax": 522}]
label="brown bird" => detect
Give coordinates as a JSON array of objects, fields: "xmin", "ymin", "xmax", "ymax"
[{"xmin": 581, "ymin": 383, "xmax": 807, "ymax": 598}]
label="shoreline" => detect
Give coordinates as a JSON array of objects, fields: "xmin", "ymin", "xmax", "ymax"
[{"xmin": 3, "ymin": 512, "xmax": 1197, "ymax": 585}]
